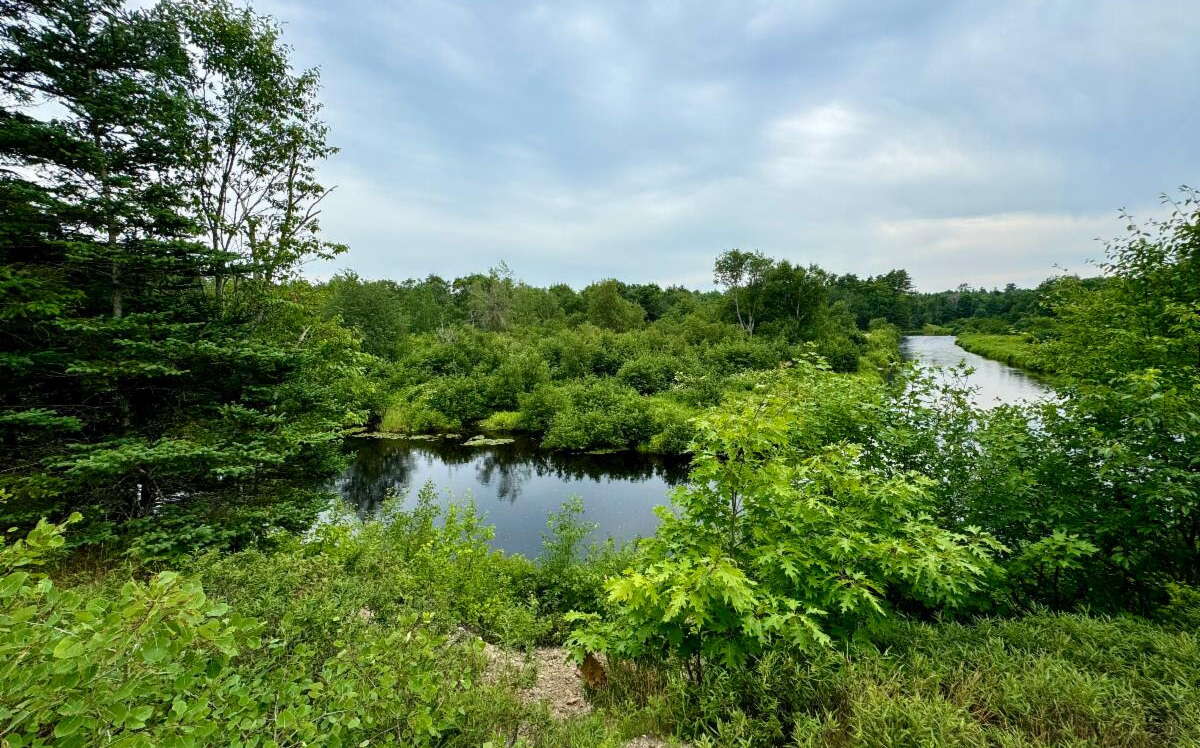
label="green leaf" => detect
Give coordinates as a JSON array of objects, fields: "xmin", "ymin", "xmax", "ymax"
[{"xmin": 52, "ymin": 637, "xmax": 85, "ymax": 659}]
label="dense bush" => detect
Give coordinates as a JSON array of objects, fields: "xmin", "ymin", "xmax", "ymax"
[
  {"xmin": 813, "ymin": 333, "xmax": 861, "ymax": 372},
  {"xmin": 569, "ymin": 363, "xmax": 1001, "ymax": 668},
  {"xmin": 532, "ymin": 380, "xmax": 658, "ymax": 451},
  {"xmin": 616, "ymin": 353, "xmax": 681, "ymax": 394},
  {"xmin": 0, "ymin": 514, "xmax": 499, "ymax": 746},
  {"xmin": 478, "ymin": 409, "xmax": 524, "ymax": 432},
  {"xmin": 0, "ymin": 495, "xmax": 674, "ymax": 746}
]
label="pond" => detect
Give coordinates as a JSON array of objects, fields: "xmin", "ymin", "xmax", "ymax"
[
  {"xmin": 900, "ymin": 335, "xmax": 1053, "ymax": 408},
  {"xmin": 335, "ymin": 435, "xmax": 688, "ymax": 557}
]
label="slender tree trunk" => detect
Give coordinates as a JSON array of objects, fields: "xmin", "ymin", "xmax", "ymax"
[{"xmin": 111, "ymin": 260, "xmax": 122, "ymax": 317}]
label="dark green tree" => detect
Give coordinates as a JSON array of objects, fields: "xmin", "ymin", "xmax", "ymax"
[{"xmin": 0, "ymin": 0, "xmax": 367, "ymax": 558}]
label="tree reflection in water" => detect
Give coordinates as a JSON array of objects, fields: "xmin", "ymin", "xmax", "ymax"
[{"xmin": 334, "ymin": 436, "xmax": 690, "ymax": 556}]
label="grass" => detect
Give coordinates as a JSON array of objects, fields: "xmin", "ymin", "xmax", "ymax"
[
  {"xmin": 956, "ymin": 333, "xmax": 1053, "ymax": 375},
  {"xmin": 604, "ymin": 611, "xmax": 1200, "ymax": 746}
]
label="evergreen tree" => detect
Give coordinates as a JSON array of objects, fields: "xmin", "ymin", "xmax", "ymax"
[{"xmin": 0, "ymin": 0, "xmax": 367, "ymax": 558}]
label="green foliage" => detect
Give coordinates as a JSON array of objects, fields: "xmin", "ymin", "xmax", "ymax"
[
  {"xmin": 478, "ymin": 410, "xmax": 524, "ymax": 432},
  {"xmin": 639, "ymin": 612, "xmax": 1200, "ymax": 746},
  {"xmin": 860, "ymin": 320, "xmax": 901, "ymax": 378},
  {"xmin": 197, "ymin": 486, "xmax": 546, "ymax": 647},
  {"xmin": 0, "ymin": 0, "xmax": 370, "ymax": 553},
  {"xmin": 813, "ymin": 333, "xmax": 860, "ymax": 373},
  {"xmin": 0, "ymin": 499, "xmax": 633, "ymax": 746},
  {"xmin": 529, "ymin": 498, "xmax": 640, "ymax": 639},
  {"xmin": 616, "ymin": 353, "xmax": 680, "ymax": 394},
  {"xmin": 329, "ymin": 251, "xmax": 908, "ymax": 456},
  {"xmin": 1157, "ymin": 583, "xmax": 1200, "ymax": 630},
  {"xmin": 643, "ymin": 397, "xmax": 698, "ymax": 455},
  {"xmin": 530, "ymin": 380, "xmax": 657, "ymax": 451},
  {"xmin": 569, "ymin": 364, "xmax": 1002, "ymax": 669},
  {"xmin": 955, "ymin": 333, "xmax": 1051, "ymax": 374},
  {"xmin": 713, "ymin": 249, "xmax": 772, "ymax": 335},
  {"xmin": 585, "ymin": 279, "xmax": 646, "ymax": 332},
  {"xmin": 7, "ymin": 1, "xmax": 1199, "ymax": 742},
  {"xmin": 883, "ymin": 216, "xmax": 1200, "ymax": 608},
  {"xmin": 324, "ymin": 272, "xmax": 410, "ymax": 357},
  {"xmin": 379, "ymin": 397, "xmax": 457, "ymax": 434}
]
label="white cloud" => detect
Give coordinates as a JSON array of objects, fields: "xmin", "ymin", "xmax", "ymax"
[
  {"xmin": 258, "ymin": 0, "xmax": 1199, "ymax": 291},
  {"xmin": 871, "ymin": 211, "xmax": 1131, "ymax": 287},
  {"xmin": 761, "ymin": 102, "xmax": 991, "ymax": 186}
]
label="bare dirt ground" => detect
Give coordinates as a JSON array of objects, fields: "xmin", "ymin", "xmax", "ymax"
[
  {"xmin": 477, "ymin": 639, "xmax": 677, "ymax": 746},
  {"xmin": 480, "ymin": 641, "xmax": 591, "ymax": 719}
]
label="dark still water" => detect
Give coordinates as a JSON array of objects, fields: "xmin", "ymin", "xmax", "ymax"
[
  {"xmin": 335, "ymin": 436, "xmax": 688, "ymax": 557},
  {"xmin": 900, "ymin": 335, "xmax": 1053, "ymax": 407}
]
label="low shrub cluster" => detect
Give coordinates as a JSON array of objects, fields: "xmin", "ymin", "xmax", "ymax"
[
  {"xmin": 7, "ymin": 496, "xmax": 1199, "ymax": 747},
  {"xmin": 0, "ymin": 492, "xmax": 649, "ymax": 746},
  {"xmin": 369, "ymin": 318, "xmax": 880, "ymax": 454}
]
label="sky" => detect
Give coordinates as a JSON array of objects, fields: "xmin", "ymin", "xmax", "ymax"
[{"xmin": 259, "ymin": 0, "xmax": 1200, "ymax": 291}]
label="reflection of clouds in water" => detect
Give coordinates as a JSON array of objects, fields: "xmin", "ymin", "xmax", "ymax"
[{"xmin": 900, "ymin": 336, "xmax": 1053, "ymax": 409}]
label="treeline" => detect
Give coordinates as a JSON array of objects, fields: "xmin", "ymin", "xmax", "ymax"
[
  {"xmin": 327, "ymin": 254, "xmax": 1101, "ymax": 350},
  {"xmin": 324, "ymin": 257, "xmax": 901, "ymax": 457}
]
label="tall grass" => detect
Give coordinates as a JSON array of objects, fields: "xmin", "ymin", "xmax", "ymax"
[
  {"xmin": 604, "ymin": 611, "xmax": 1200, "ymax": 746},
  {"xmin": 956, "ymin": 333, "xmax": 1052, "ymax": 375}
]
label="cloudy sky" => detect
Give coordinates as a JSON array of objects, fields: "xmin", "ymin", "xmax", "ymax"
[{"xmin": 261, "ymin": 0, "xmax": 1198, "ymax": 291}]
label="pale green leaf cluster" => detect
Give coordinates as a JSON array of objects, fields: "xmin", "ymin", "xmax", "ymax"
[{"xmin": 569, "ymin": 362, "xmax": 1004, "ymax": 668}]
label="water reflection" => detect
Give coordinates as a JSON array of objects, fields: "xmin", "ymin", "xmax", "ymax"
[
  {"xmin": 336, "ymin": 436, "xmax": 689, "ymax": 557},
  {"xmin": 900, "ymin": 336, "xmax": 1053, "ymax": 407}
]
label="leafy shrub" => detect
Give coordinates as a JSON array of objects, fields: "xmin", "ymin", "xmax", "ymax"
[
  {"xmin": 1158, "ymin": 583, "xmax": 1200, "ymax": 629},
  {"xmin": 813, "ymin": 333, "xmax": 860, "ymax": 372},
  {"xmin": 700, "ymin": 338, "xmax": 781, "ymax": 375},
  {"xmin": 569, "ymin": 366, "xmax": 1002, "ymax": 668},
  {"xmin": 485, "ymin": 349, "xmax": 551, "ymax": 410},
  {"xmin": 860, "ymin": 321, "xmax": 901, "ymax": 377},
  {"xmin": 537, "ymin": 325, "xmax": 627, "ymax": 378},
  {"xmin": 420, "ymin": 375, "xmax": 491, "ymax": 424},
  {"xmin": 644, "ymin": 397, "xmax": 697, "ymax": 454},
  {"xmin": 515, "ymin": 382, "xmax": 571, "ymax": 433},
  {"xmin": 0, "ymin": 513, "xmax": 536, "ymax": 746},
  {"xmin": 616, "ymin": 353, "xmax": 680, "ymax": 394},
  {"xmin": 121, "ymin": 487, "xmax": 329, "ymax": 564},
  {"xmin": 379, "ymin": 396, "xmax": 456, "ymax": 433},
  {"xmin": 1005, "ymin": 530, "xmax": 1099, "ymax": 608},
  {"xmin": 197, "ymin": 487, "xmax": 546, "ymax": 647},
  {"xmin": 956, "ymin": 333, "xmax": 1050, "ymax": 373},
  {"xmin": 523, "ymin": 380, "xmax": 656, "ymax": 451},
  {"xmin": 478, "ymin": 410, "xmax": 523, "ymax": 431}
]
